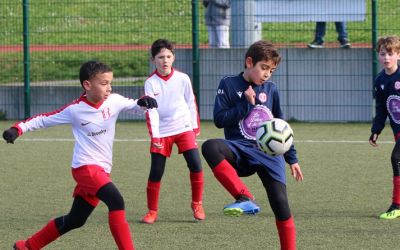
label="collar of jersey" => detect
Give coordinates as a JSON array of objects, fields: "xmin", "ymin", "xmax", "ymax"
[
  {"xmin": 155, "ymin": 67, "xmax": 175, "ymax": 81},
  {"xmin": 239, "ymin": 72, "xmax": 256, "ymax": 87},
  {"xmin": 79, "ymin": 92, "xmax": 105, "ymax": 109}
]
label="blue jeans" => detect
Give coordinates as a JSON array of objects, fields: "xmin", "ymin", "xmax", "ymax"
[{"xmin": 315, "ymin": 22, "xmax": 348, "ymax": 43}]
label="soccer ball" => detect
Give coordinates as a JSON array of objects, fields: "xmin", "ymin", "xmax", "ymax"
[{"xmin": 256, "ymin": 118, "xmax": 294, "ymax": 156}]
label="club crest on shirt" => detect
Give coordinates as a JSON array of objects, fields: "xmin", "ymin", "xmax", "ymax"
[
  {"xmin": 258, "ymin": 92, "xmax": 267, "ymax": 103},
  {"xmin": 395, "ymin": 81, "xmax": 400, "ymax": 90},
  {"xmin": 239, "ymin": 105, "xmax": 274, "ymax": 140},
  {"xmin": 387, "ymin": 95, "xmax": 400, "ymax": 124},
  {"xmin": 101, "ymin": 107, "xmax": 111, "ymax": 120},
  {"xmin": 237, "ymin": 91, "xmax": 243, "ymax": 98}
]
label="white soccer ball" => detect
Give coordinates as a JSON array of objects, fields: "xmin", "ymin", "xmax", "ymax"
[{"xmin": 256, "ymin": 118, "xmax": 294, "ymax": 156}]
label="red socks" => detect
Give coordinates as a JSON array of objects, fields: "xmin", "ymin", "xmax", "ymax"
[
  {"xmin": 393, "ymin": 176, "xmax": 400, "ymax": 206},
  {"xmin": 147, "ymin": 172, "xmax": 204, "ymax": 207},
  {"xmin": 276, "ymin": 216, "xmax": 296, "ymax": 250},
  {"xmin": 190, "ymin": 171, "xmax": 204, "ymax": 202},
  {"xmin": 146, "ymin": 180, "xmax": 161, "ymax": 211},
  {"xmin": 109, "ymin": 210, "xmax": 135, "ymax": 250},
  {"xmin": 24, "ymin": 212, "xmax": 134, "ymax": 250},
  {"xmin": 26, "ymin": 220, "xmax": 60, "ymax": 250},
  {"xmin": 212, "ymin": 159, "xmax": 254, "ymax": 200}
]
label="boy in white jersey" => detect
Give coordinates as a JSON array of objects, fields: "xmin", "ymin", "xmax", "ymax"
[
  {"xmin": 3, "ymin": 61, "xmax": 157, "ymax": 250},
  {"xmin": 141, "ymin": 39, "xmax": 205, "ymax": 224}
]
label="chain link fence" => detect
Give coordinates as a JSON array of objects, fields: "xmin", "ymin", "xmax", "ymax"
[{"xmin": 0, "ymin": 0, "xmax": 398, "ymax": 121}]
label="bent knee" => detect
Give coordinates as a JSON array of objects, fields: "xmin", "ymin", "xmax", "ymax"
[
  {"xmin": 201, "ymin": 139, "xmax": 226, "ymax": 168},
  {"xmin": 69, "ymin": 217, "xmax": 87, "ymax": 229},
  {"xmin": 201, "ymin": 139, "xmax": 217, "ymax": 158},
  {"xmin": 108, "ymin": 194, "xmax": 125, "ymax": 211}
]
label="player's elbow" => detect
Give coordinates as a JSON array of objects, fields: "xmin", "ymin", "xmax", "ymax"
[{"xmin": 214, "ymin": 120, "xmax": 224, "ymax": 128}]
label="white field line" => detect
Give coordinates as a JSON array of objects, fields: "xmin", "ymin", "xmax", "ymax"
[{"xmin": 15, "ymin": 138, "xmax": 395, "ymax": 144}]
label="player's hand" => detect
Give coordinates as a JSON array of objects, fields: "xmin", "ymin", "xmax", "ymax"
[
  {"xmin": 151, "ymin": 137, "xmax": 164, "ymax": 149},
  {"xmin": 137, "ymin": 96, "xmax": 158, "ymax": 109},
  {"xmin": 2, "ymin": 127, "xmax": 19, "ymax": 144},
  {"xmin": 244, "ymin": 86, "xmax": 256, "ymax": 105},
  {"xmin": 290, "ymin": 163, "xmax": 303, "ymax": 182},
  {"xmin": 369, "ymin": 133, "xmax": 379, "ymax": 147}
]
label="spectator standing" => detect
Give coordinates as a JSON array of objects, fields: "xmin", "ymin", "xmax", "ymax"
[
  {"xmin": 308, "ymin": 22, "xmax": 351, "ymax": 49},
  {"xmin": 203, "ymin": 0, "xmax": 231, "ymax": 48}
]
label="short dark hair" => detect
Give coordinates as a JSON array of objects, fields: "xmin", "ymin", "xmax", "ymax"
[
  {"xmin": 151, "ymin": 39, "xmax": 174, "ymax": 58},
  {"xmin": 79, "ymin": 61, "xmax": 112, "ymax": 87},
  {"xmin": 244, "ymin": 40, "xmax": 281, "ymax": 68}
]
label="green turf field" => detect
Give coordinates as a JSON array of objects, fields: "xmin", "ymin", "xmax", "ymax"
[{"xmin": 1, "ymin": 121, "xmax": 400, "ymax": 249}]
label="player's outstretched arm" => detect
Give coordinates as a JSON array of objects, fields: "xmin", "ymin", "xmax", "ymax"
[
  {"xmin": 2, "ymin": 127, "xmax": 19, "ymax": 144},
  {"xmin": 137, "ymin": 96, "xmax": 158, "ymax": 109},
  {"xmin": 290, "ymin": 163, "xmax": 303, "ymax": 182},
  {"xmin": 369, "ymin": 133, "xmax": 379, "ymax": 147}
]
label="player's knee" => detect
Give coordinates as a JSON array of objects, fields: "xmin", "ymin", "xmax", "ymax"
[
  {"xmin": 201, "ymin": 139, "xmax": 232, "ymax": 168},
  {"xmin": 202, "ymin": 138, "xmax": 227, "ymax": 160},
  {"xmin": 56, "ymin": 214, "xmax": 87, "ymax": 233},
  {"xmin": 270, "ymin": 193, "xmax": 291, "ymax": 221},
  {"xmin": 391, "ymin": 155, "xmax": 400, "ymax": 176},
  {"xmin": 107, "ymin": 193, "xmax": 125, "ymax": 211},
  {"xmin": 201, "ymin": 139, "xmax": 219, "ymax": 160},
  {"xmin": 68, "ymin": 215, "xmax": 87, "ymax": 229},
  {"xmin": 97, "ymin": 183, "xmax": 126, "ymax": 211},
  {"xmin": 202, "ymin": 139, "xmax": 226, "ymax": 168},
  {"xmin": 148, "ymin": 167, "xmax": 164, "ymax": 182},
  {"xmin": 272, "ymin": 203, "xmax": 291, "ymax": 221},
  {"xmin": 183, "ymin": 149, "xmax": 202, "ymax": 172}
]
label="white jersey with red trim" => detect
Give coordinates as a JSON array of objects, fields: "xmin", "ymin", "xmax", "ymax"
[
  {"xmin": 144, "ymin": 68, "xmax": 200, "ymax": 138},
  {"xmin": 14, "ymin": 93, "xmax": 143, "ymax": 173}
]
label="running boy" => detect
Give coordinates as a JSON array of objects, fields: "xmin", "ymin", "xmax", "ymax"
[
  {"xmin": 369, "ymin": 35, "xmax": 400, "ymax": 219},
  {"xmin": 141, "ymin": 39, "xmax": 205, "ymax": 224},
  {"xmin": 3, "ymin": 60, "xmax": 157, "ymax": 250},
  {"xmin": 201, "ymin": 40, "xmax": 303, "ymax": 250}
]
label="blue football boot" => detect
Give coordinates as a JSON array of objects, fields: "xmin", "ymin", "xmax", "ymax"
[{"xmin": 223, "ymin": 196, "xmax": 260, "ymax": 216}]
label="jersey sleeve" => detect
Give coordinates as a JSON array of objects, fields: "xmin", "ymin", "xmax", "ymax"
[
  {"xmin": 284, "ymin": 144, "xmax": 298, "ymax": 165},
  {"xmin": 113, "ymin": 93, "xmax": 143, "ymax": 114},
  {"xmin": 144, "ymin": 80, "xmax": 160, "ymax": 138},
  {"xmin": 371, "ymin": 82, "xmax": 387, "ymax": 134},
  {"xmin": 183, "ymin": 75, "xmax": 200, "ymax": 133},
  {"xmin": 213, "ymin": 78, "xmax": 251, "ymax": 128},
  {"xmin": 14, "ymin": 105, "xmax": 73, "ymax": 135},
  {"xmin": 271, "ymin": 87, "xmax": 284, "ymax": 119}
]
